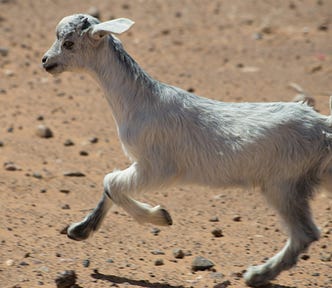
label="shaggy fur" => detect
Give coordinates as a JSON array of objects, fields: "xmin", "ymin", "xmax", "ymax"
[{"xmin": 42, "ymin": 14, "xmax": 332, "ymax": 287}]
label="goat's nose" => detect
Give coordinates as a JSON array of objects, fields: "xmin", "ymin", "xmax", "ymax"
[{"xmin": 42, "ymin": 55, "xmax": 48, "ymax": 64}]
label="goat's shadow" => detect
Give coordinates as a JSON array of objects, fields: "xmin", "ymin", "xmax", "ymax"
[
  {"xmin": 261, "ymin": 284, "xmax": 297, "ymax": 288},
  {"xmin": 91, "ymin": 272, "xmax": 297, "ymax": 288},
  {"xmin": 91, "ymin": 271, "xmax": 185, "ymax": 288}
]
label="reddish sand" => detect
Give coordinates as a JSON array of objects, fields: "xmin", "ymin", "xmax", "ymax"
[{"xmin": 0, "ymin": 1, "xmax": 331, "ymax": 287}]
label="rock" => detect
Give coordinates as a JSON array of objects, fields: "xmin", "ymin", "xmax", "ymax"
[
  {"xmin": 213, "ymin": 280, "xmax": 231, "ymax": 288},
  {"xmin": 60, "ymin": 226, "xmax": 69, "ymax": 235},
  {"xmin": 173, "ymin": 248, "xmax": 185, "ymax": 259},
  {"xmin": 4, "ymin": 69, "xmax": 14, "ymax": 77},
  {"xmin": 318, "ymin": 19, "xmax": 329, "ymax": 31},
  {"xmin": 4, "ymin": 161, "xmax": 20, "ymax": 171},
  {"xmin": 0, "ymin": 141, "xmax": 4, "ymax": 147},
  {"xmin": 61, "ymin": 204, "xmax": 70, "ymax": 210},
  {"xmin": 59, "ymin": 189, "xmax": 70, "ymax": 194},
  {"xmin": 150, "ymin": 227, "xmax": 160, "ymax": 236},
  {"xmin": 191, "ymin": 256, "xmax": 215, "ymax": 271},
  {"xmin": 320, "ymin": 252, "xmax": 332, "ymax": 262},
  {"xmin": 33, "ymin": 172, "xmax": 42, "ymax": 179},
  {"xmin": 88, "ymin": 137, "xmax": 98, "ymax": 144},
  {"xmin": 87, "ymin": 6, "xmax": 100, "ymax": 19},
  {"xmin": 253, "ymin": 32, "xmax": 263, "ymax": 40},
  {"xmin": 187, "ymin": 87, "xmax": 195, "ymax": 93},
  {"xmin": 209, "ymin": 216, "xmax": 219, "ymax": 222},
  {"xmin": 0, "ymin": 47, "xmax": 8, "ymax": 56},
  {"xmin": 36, "ymin": 125, "xmax": 53, "ymax": 138},
  {"xmin": 82, "ymin": 259, "xmax": 90, "ymax": 267},
  {"xmin": 63, "ymin": 139, "xmax": 74, "ymax": 146},
  {"xmin": 79, "ymin": 150, "xmax": 89, "ymax": 156},
  {"xmin": 301, "ymin": 254, "xmax": 310, "ymax": 260},
  {"xmin": 151, "ymin": 250, "xmax": 165, "ymax": 255},
  {"xmin": 211, "ymin": 228, "xmax": 223, "ymax": 238},
  {"xmin": 154, "ymin": 259, "xmax": 164, "ymax": 266},
  {"xmin": 232, "ymin": 215, "xmax": 241, "ymax": 222},
  {"xmin": 63, "ymin": 171, "xmax": 85, "ymax": 177},
  {"xmin": 55, "ymin": 270, "xmax": 77, "ymax": 288}
]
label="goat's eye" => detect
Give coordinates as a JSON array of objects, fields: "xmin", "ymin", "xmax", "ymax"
[{"xmin": 63, "ymin": 41, "xmax": 74, "ymax": 50}]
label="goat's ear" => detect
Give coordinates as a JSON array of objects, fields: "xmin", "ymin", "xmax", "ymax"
[{"xmin": 89, "ymin": 18, "xmax": 134, "ymax": 39}]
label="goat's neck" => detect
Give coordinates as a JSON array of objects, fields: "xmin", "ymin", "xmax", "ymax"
[{"xmin": 89, "ymin": 37, "xmax": 157, "ymax": 125}]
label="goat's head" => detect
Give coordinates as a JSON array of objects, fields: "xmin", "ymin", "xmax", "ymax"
[{"xmin": 42, "ymin": 14, "xmax": 134, "ymax": 74}]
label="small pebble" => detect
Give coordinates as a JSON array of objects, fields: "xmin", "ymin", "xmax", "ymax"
[
  {"xmin": 36, "ymin": 125, "xmax": 53, "ymax": 138},
  {"xmin": 0, "ymin": 47, "xmax": 9, "ymax": 57},
  {"xmin": 232, "ymin": 215, "xmax": 241, "ymax": 222},
  {"xmin": 209, "ymin": 216, "xmax": 219, "ymax": 222},
  {"xmin": 150, "ymin": 227, "xmax": 160, "ymax": 236},
  {"xmin": 61, "ymin": 204, "xmax": 70, "ymax": 210},
  {"xmin": 89, "ymin": 137, "xmax": 98, "ymax": 144},
  {"xmin": 214, "ymin": 280, "xmax": 231, "ymax": 288},
  {"xmin": 173, "ymin": 248, "xmax": 185, "ymax": 259},
  {"xmin": 4, "ymin": 161, "xmax": 20, "ymax": 171},
  {"xmin": 191, "ymin": 256, "xmax": 215, "ymax": 271},
  {"xmin": 63, "ymin": 171, "xmax": 85, "ymax": 177},
  {"xmin": 82, "ymin": 259, "xmax": 90, "ymax": 267},
  {"xmin": 0, "ymin": 141, "xmax": 4, "ymax": 147},
  {"xmin": 151, "ymin": 250, "xmax": 165, "ymax": 255},
  {"xmin": 301, "ymin": 254, "xmax": 310, "ymax": 260},
  {"xmin": 59, "ymin": 189, "xmax": 70, "ymax": 194},
  {"xmin": 55, "ymin": 270, "xmax": 77, "ymax": 288},
  {"xmin": 211, "ymin": 228, "xmax": 223, "ymax": 238},
  {"xmin": 187, "ymin": 87, "xmax": 195, "ymax": 93},
  {"xmin": 320, "ymin": 252, "xmax": 332, "ymax": 262},
  {"xmin": 33, "ymin": 172, "xmax": 42, "ymax": 179},
  {"xmin": 63, "ymin": 139, "xmax": 74, "ymax": 146},
  {"xmin": 60, "ymin": 226, "xmax": 68, "ymax": 235},
  {"xmin": 79, "ymin": 150, "xmax": 89, "ymax": 156},
  {"xmin": 154, "ymin": 259, "xmax": 164, "ymax": 266}
]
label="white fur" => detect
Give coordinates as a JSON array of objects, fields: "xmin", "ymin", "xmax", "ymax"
[{"xmin": 42, "ymin": 14, "xmax": 332, "ymax": 287}]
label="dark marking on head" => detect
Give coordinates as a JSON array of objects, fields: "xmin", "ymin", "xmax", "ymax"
[{"xmin": 81, "ymin": 17, "xmax": 91, "ymax": 31}]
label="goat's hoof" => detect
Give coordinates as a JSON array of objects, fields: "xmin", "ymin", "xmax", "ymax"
[
  {"xmin": 150, "ymin": 205, "xmax": 173, "ymax": 226},
  {"xmin": 160, "ymin": 208, "xmax": 173, "ymax": 225},
  {"xmin": 244, "ymin": 266, "xmax": 272, "ymax": 287},
  {"xmin": 67, "ymin": 222, "xmax": 91, "ymax": 241}
]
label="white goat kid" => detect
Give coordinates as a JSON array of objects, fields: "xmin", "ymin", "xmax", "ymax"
[{"xmin": 42, "ymin": 14, "xmax": 332, "ymax": 287}]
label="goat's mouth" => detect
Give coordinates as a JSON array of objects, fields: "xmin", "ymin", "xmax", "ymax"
[{"xmin": 44, "ymin": 63, "xmax": 58, "ymax": 72}]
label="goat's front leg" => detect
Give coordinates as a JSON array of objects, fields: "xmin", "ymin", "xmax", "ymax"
[
  {"xmin": 67, "ymin": 192, "xmax": 112, "ymax": 241},
  {"xmin": 103, "ymin": 163, "xmax": 173, "ymax": 226},
  {"xmin": 67, "ymin": 163, "xmax": 172, "ymax": 241}
]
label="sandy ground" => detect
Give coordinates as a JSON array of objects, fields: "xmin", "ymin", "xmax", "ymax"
[{"xmin": 0, "ymin": 0, "xmax": 332, "ymax": 287}]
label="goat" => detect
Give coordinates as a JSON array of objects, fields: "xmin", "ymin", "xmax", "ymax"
[{"xmin": 42, "ymin": 14, "xmax": 332, "ymax": 287}]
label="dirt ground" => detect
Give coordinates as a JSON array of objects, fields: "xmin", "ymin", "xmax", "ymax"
[{"xmin": 0, "ymin": 0, "xmax": 332, "ymax": 287}]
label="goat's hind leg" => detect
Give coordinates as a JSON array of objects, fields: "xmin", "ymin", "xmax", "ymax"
[
  {"xmin": 67, "ymin": 192, "xmax": 112, "ymax": 241},
  {"xmin": 244, "ymin": 180, "xmax": 320, "ymax": 287}
]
